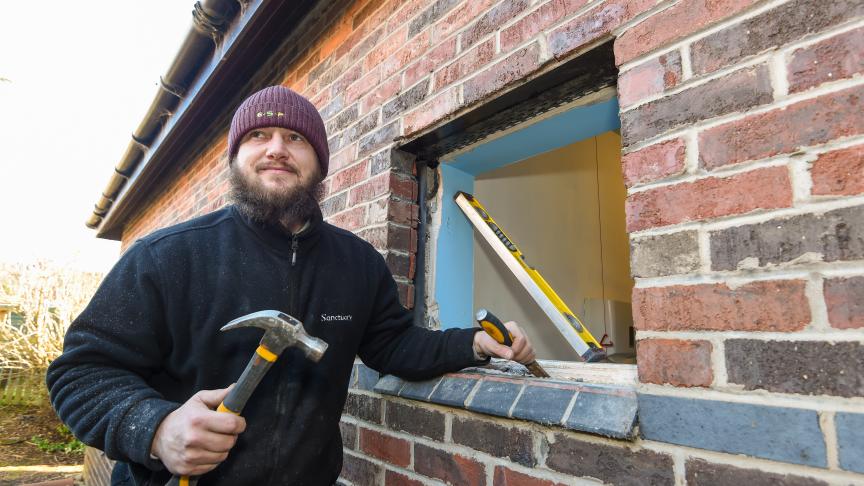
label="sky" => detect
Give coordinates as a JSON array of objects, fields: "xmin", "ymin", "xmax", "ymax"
[{"xmin": 0, "ymin": 2, "xmax": 193, "ymax": 273}]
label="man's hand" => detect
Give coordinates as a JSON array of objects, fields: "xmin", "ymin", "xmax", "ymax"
[
  {"xmin": 473, "ymin": 321, "xmax": 536, "ymax": 364},
  {"xmin": 151, "ymin": 386, "xmax": 246, "ymax": 476}
]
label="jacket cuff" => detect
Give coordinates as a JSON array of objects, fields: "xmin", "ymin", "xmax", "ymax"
[
  {"xmin": 116, "ymin": 397, "xmax": 180, "ymax": 471},
  {"xmin": 466, "ymin": 327, "xmax": 492, "ymax": 365}
]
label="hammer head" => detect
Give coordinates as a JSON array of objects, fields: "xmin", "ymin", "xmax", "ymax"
[{"xmin": 220, "ymin": 310, "xmax": 328, "ymax": 362}]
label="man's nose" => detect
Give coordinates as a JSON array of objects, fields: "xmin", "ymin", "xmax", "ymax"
[{"xmin": 265, "ymin": 134, "xmax": 289, "ymax": 158}]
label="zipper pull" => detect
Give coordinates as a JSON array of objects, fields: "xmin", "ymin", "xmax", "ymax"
[{"xmin": 291, "ymin": 237, "xmax": 299, "ymax": 266}]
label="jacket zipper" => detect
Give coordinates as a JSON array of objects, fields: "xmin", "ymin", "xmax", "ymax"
[{"xmin": 291, "ymin": 235, "xmax": 299, "ymax": 267}]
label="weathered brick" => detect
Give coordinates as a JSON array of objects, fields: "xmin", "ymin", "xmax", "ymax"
[
  {"xmin": 434, "ymin": 0, "xmax": 498, "ymax": 40},
  {"xmin": 633, "ymin": 280, "xmax": 810, "ymax": 332},
  {"xmin": 462, "ymin": 0, "xmax": 529, "ymax": 48},
  {"xmin": 811, "ymin": 144, "xmax": 864, "ymax": 196},
  {"xmin": 451, "ymin": 416, "xmax": 536, "ymax": 467},
  {"xmin": 413, "ymin": 443, "xmax": 485, "ymax": 486},
  {"xmin": 387, "ymin": 199, "xmax": 419, "ymax": 228},
  {"xmin": 637, "ymin": 339, "xmax": 713, "ymax": 387},
  {"xmin": 404, "ymin": 37, "xmax": 457, "ymax": 88},
  {"xmin": 345, "ymin": 66, "xmax": 381, "ymax": 105},
  {"xmin": 550, "ymin": 0, "xmax": 656, "ymax": 60},
  {"xmin": 837, "ymin": 412, "xmax": 864, "ymax": 473},
  {"xmin": 698, "ymin": 84, "xmax": 864, "ymax": 169},
  {"xmin": 365, "ymin": 25, "xmax": 408, "ymax": 71},
  {"xmin": 638, "ymin": 394, "xmax": 827, "ymax": 467},
  {"xmin": 340, "ymin": 420, "xmax": 357, "ymax": 450},
  {"xmin": 329, "ymin": 144, "xmax": 358, "ymax": 174},
  {"xmin": 565, "ymin": 388, "xmax": 638, "ymax": 439},
  {"xmin": 463, "ymin": 43, "xmax": 541, "ymax": 105},
  {"xmin": 362, "ymin": 76, "xmax": 401, "ymax": 114},
  {"xmin": 320, "ymin": 192, "xmax": 347, "ymax": 218},
  {"xmin": 330, "ymin": 64, "xmax": 364, "ymax": 100},
  {"xmin": 330, "ymin": 159, "xmax": 370, "ymax": 194},
  {"xmin": 825, "ymin": 276, "xmax": 864, "ymax": 329},
  {"xmin": 385, "ymin": 470, "xmax": 425, "ymax": 486},
  {"xmin": 346, "ymin": 110, "xmax": 380, "ymax": 145},
  {"xmin": 618, "ymin": 50, "xmax": 683, "ymax": 107},
  {"xmin": 621, "ymin": 137, "xmax": 686, "ymax": 187},
  {"xmin": 330, "ymin": 205, "xmax": 367, "ymax": 231},
  {"xmin": 500, "ymin": 0, "xmax": 583, "ymax": 53},
  {"xmin": 493, "ymin": 467, "xmax": 567, "ymax": 486},
  {"xmin": 429, "ymin": 376, "xmax": 478, "ymax": 407},
  {"xmin": 358, "ymin": 121, "xmax": 400, "ymax": 157},
  {"xmin": 383, "ymin": 79, "xmax": 430, "ymax": 121},
  {"xmin": 685, "ymin": 458, "xmax": 828, "ymax": 486},
  {"xmin": 621, "ymin": 64, "xmax": 773, "ymax": 145},
  {"xmin": 625, "ymin": 166, "xmax": 792, "ymax": 232},
  {"xmin": 396, "ymin": 280, "xmax": 415, "ymax": 308},
  {"xmin": 511, "ymin": 385, "xmax": 575, "ymax": 426},
  {"xmin": 546, "ymin": 433, "xmax": 675, "ymax": 485},
  {"xmin": 692, "ymin": 0, "xmax": 864, "ymax": 76},
  {"xmin": 709, "ymin": 205, "xmax": 864, "ymax": 270},
  {"xmin": 408, "ymin": 0, "xmax": 460, "ymax": 37},
  {"xmin": 404, "ymin": 88, "xmax": 461, "ymax": 135},
  {"xmin": 789, "ymin": 26, "xmax": 864, "ymax": 94},
  {"xmin": 382, "ymin": 29, "xmax": 432, "ymax": 80},
  {"xmin": 726, "ymin": 340, "xmax": 864, "ymax": 397},
  {"xmin": 630, "ymin": 230, "xmax": 701, "ymax": 278},
  {"xmin": 385, "ymin": 401, "xmax": 445, "ymax": 440},
  {"xmin": 466, "ymin": 379, "xmax": 523, "ymax": 417},
  {"xmin": 340, "ymin": 452, "xmax": 384, "ymax": 485},
  {"xmin": 359, "ymin": 428, "xmax": 411, "ymax": 467},
  {"xmin": 344, "ymin": 392, "xmax": 383, "ymax": 424},
  {"xmin": 434, "ymin": 39, "xmax": 496, "ymax": 89},
  {"xmin": 614, "ymin": 0, "xmax": 756, "ymax": 65}
]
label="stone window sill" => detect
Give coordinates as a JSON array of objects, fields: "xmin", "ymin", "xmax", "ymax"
[{"xmin": 351, "ymin": 360, "xmax": 638, "ymax": 440}]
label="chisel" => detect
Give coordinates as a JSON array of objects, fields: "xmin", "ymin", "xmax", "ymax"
[{"xmin": 476, "ymin": 308, "xmax": 550, "ymax": 378}]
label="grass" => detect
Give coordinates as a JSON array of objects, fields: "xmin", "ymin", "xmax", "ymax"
[{"xmin": 30, "ymin": 424, "xmax": 84, "ymax": 455}]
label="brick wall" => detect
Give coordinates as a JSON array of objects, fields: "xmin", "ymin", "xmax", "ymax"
[{"xmin": 112, "ymin": 0, "xmax": 864, "ymax": 484}]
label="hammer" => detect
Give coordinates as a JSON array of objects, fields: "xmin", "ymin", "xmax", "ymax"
[{"xmin": 166, "ymin": 310, "xmax": 328, "ymax": 486}]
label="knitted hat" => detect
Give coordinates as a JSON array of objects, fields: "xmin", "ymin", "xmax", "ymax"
[{"xmin": 227, "ymin": 86, "xmax": 330, "ymax": 177}]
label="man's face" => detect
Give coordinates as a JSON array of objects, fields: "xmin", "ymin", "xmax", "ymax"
[
  {"xmin": 229, "ymin": 126, "xmax": 324, "ymax": 227},
  {"xmin": 234, "ymin": 127, "xmax": 321, "ymax": 194}
]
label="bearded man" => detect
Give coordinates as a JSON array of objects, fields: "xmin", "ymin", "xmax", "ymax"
[{"xmin": 47, "ymin": 86, "xmax": 536, "ymax": 486}]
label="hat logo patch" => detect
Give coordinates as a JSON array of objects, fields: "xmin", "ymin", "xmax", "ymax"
[{"xmin": 256, "ymin": 111, "xmax": 285, "ymax": 118}]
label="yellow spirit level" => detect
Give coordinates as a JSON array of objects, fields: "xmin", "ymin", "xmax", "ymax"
[{"xmin": 455, "ymin": 191, "xmax": 606, "ymax": 362}]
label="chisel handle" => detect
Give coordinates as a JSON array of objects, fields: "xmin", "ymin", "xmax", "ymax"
[{"xmin": 475, "ymin": 308, "xmax": 550, "ymax": 378}]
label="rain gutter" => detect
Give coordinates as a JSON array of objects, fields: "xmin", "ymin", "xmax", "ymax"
[{"xmin": 89, "ymin": 0, "xmax": 319, "ymax": 240}]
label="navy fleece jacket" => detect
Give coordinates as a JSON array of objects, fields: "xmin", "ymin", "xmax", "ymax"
[{"xmin": 47, "ymin": 206, "xmax": 483, "ymax": 485}]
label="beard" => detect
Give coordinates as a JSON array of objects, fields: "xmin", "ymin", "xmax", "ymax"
[{"xmin": 229, "ymin": 161, "xmax": 324, "ymax": 230}]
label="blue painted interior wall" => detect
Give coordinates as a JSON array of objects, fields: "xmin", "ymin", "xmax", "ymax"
[{"xmin": 434, "ymin": 97, "xmax": 621, "ymax": 330}]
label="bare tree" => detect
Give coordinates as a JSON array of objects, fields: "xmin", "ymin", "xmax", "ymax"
[{"xmin": 0, "ymin": 260, "xmax": 104, "ymax": 370}]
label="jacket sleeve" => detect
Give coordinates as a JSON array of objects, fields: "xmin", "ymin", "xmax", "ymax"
[
  {"xmin": 46, "ymin": 241, "xmax": 179, "ymax": 470},
  {"xmin": 357, "ymin": 251, "xmax": 488, "ymax": 381}
]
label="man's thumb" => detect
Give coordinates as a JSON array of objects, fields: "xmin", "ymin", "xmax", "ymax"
[{"xmin": 195, "ymin": 384, "xmax": 234, "ymax": 409}]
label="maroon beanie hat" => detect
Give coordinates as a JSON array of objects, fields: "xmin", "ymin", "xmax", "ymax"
[{"xmin": 227, "ymin": 85, "xmax": 330, "ymax": 177}]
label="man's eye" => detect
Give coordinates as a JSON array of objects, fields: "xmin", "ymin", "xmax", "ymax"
[
  {"xmin": 289, "ymin": 133, "xmax": 305, "ymax": 142},
  {"xmin": 251, "ymin": 131, "xmax": 267, "ymax": 139}
]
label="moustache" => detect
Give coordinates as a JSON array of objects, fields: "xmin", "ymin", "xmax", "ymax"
[{"xmin": 254, "ymin": 161, "xmax": 300, "ymax": 173}]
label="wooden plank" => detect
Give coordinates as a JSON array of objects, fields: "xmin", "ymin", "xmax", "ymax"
[{"xmin": 536, "ymin": 360, "xmax": 637, "ymax": 386}]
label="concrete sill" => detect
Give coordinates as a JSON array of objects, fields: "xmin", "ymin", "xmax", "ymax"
[{"xmin": 352, "ymin": 360, "xmax": 638, "ymax": 440}]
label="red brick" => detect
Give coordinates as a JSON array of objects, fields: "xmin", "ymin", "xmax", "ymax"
[
  {"xmin": 500, "ymin": 0, "xmax": 584, "ymax": 53},
  {"xmin": 625, "ymin": 166, "xmax": 793, "ymax": 231},
  {"xmin": 345, "ymin": 66, "xmax": 382, "ymax": 106},
  {"xmin": 366, "ymin": 25, "xmax": 409, "ymax": 71},
  {"xmin": 330, "ymin": 159, "xmax": 370, "ymax": 194},
  {"xmin": 341, "ymin": 452, "xmax": 384, "ymax": 484},
  {"xmin": 462, "ymin": 0, "xmax": 530, "ymax": 49},
  {"xmin": 404, "ymin": 88, "xmax": 461, "ymax": 135},
  {"xmin": 386, "ymin": 470, "xmax": 425, "ymax": 486},
  {"xmin": 614, "ymin": 0, "xmax": 757, "ymax": 65},
  {"xmin": 404, "ymin": 37, "xmax": 457, "ymax": 88},
  {"xmin": 330, "ymin": 205, "xmax": 367, "ymax": 231},
  {"xmin": 618, "ymin": 50, "xmax": 682, "ymax": 107},
  {"xmin": 551, "ymin": 0, "xmax": 656, "ymax": 60},
  {"xmin": 329, "ymin": 143, "xmax": 358, "ymax": 174},
  {"xmin": 381, "ymin": 29, "xmax": 432, "ymax": 80},
  {"xmin": 362, "ymin": 76, "xmax": 401, "ymax": 114},
  {"xmin": 434, "ymin": 0, "xmax": 499, "ymax": 40},
  {"xmin": 493, "ymin": 467, "xmax": 567, "ymax": 486},
  {"xmin": 637, "ymin": 339, "xmax": 713, "ymax": 387},
  {"xmin": 414, "ymin": 443, "xmax": 485, "ymax": 486},
  {"xmin": 359, "ymin": 428, "xmax": 411, "ymax": 467},
  {"xmin": 811, "ymin": 144, "xmax": 864, "ymax": 196},
  {"xmin": 788, "ymin": 27, "xmax": 864, "ymax": 94},
  {"xmin": 699, "ymin": 84, "xmax": 864, "ymax": 170},
  {"xmin": 825, "ymin": 276, "xmax": 864, "ymax": 329},
  {"xmin": 633, "ymin": 280, "xmax": 811, "ymax": 332},
  {"xmin": 396, "ymin": 280, "xmax": 415, "ymax": 308},
  {"xmin": 435, "ymin": 39, "xmax": 496, "ymax": 89},
  {"xmin": 350, "ymin": 173, "xmax": 389, "ymax": 205},
  {"xmin": 463, "ymin": 43, "xmax": 541, "ymax": 105},
  {"xmin": 387, "ymin": 0, "xmax": 428, "ymax": 34},
  {"xmin": 621, "ymin": 138, "xmax": 686, "ymax": 187},
  {"xmin": 388, "ymin": 198, "xmax": 419, "ymax": 227}
]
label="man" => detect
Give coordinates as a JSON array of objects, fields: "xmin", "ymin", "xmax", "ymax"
[{"xmin": 47, "ymin": 86, "xmax": 535, "ymax": 485}]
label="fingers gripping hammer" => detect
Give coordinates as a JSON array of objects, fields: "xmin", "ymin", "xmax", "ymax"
[{"xmin": 166, "ymin": 310, "xmax": 328, "ymax": 486}]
